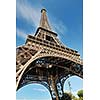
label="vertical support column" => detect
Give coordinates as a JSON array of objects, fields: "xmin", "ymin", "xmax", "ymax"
[
  {"xmin": 51, "ymin": 75, "xmax": 59, "ymax": 100},
  {"xmin": 56, "ymin": 79, "xmax": 64, "ymax": 100},
  {"xmin": 48, "ymin": 75, "xmax": 59, "ymax": 100},
  {"xmin": 55, "ymin": 66, "xmax": 64, "ymax": 100}
]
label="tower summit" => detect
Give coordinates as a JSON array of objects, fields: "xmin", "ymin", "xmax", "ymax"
[{"xmin": 39, "ymin": 8, "xmax": 51, "ymax": 31}]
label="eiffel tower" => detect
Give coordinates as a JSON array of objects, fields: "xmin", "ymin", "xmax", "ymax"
[{"xmin": 16, "ymin": 9, "xmax": 83, "ymax": 100}]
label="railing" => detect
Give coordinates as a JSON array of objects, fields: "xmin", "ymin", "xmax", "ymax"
[{"xmin": 25, "ymin": 75, "xmax": 48, "ymax": 81}]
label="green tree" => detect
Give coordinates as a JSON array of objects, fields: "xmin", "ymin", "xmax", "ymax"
[
  {"xmin": 72, "ymin": 95, "xmax": 78, "ymax": 100},
  {"xmin": 63, "ymin": 89, "xmax": 83, "ymax": 100},
  {"xmin": 62, "ymin": 92, "xmax": 71, "ymax": 100},
  {"xmin": 77, "ymin": 90, "xmax": 83, "ymax": 98},
  {"xmin": 62, "ymin": 92, "xmax": 78, "ymax": 100},
  {"xmin": 77, "ymin": 90, "xmax": 83, "ymax": 100}
]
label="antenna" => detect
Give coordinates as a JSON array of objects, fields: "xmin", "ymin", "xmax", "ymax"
[{"xmin": 68, "ymin": 80, "xmax": 72, "ymax": 93}]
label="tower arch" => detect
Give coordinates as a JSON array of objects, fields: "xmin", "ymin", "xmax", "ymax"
[
  {"xmin": 16, "ymin": 83, "xmax": 52, "ymax": 100},
  {"xmin": 16, "ymin": 9, "xmax": 83, "ymax": 100}
]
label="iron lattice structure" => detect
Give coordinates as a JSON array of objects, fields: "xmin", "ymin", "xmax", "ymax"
[{"xmin": 16, "ymin": 9, "xmax": 83, "ymax": 100}]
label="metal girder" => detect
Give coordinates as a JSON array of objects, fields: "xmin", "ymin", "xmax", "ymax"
[{"xmin": 16, "ymin": 9, "xmax": 83, "ymax": 100}]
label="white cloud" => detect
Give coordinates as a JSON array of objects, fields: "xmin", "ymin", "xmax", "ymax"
[
  {"xmin": 51, "ymin": 18, "xmax": 68, "ymax": 35},
  {"xmin": 16, "ymin": 0, "xmax": 42, "ymax": 28},
  {"xmin": 48, "ymin": 14, "xmax": 68, "ymax": 45},
  {"xmin": 33, "ymin": 88, "xmax": 48, "ymax": 92},
  {"xmin": 16, "ymin": 0, "xmax": 68, "ymax": 41},
  {"xmin": 16, "ymin": 28, "xmax": 27, "ymax": 39}
]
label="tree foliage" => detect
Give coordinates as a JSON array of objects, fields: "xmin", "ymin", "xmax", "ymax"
[
  {"xmin": 61, "ymin": 92, "xmax": 71, "ymax": 100},
  {"xmin": 77, "ymin": 90, "xmax": 83, "ymax": 98},
  {"xmin": 63, "ymin": 89, "xmax": 83, "ymax": 100}
]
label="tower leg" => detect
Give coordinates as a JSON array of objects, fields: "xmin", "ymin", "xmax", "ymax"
[
  {"xmin": 48, "ymin": 75, "xmax": 59, "ymax": 100},
  {"xmin": 56, "ymin": 79, "xmax": 65, "ymax": 100}
]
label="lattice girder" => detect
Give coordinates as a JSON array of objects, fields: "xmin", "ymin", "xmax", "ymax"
[
  {"xmin": 16, "ymin": 39, "xmax": 83, "ymax": 100},
  {"xmin": 16, "ymin": 48, "xmax": 82, "ymax": 88},
  {"xmin": 16, "ymin": 8, "xmax": 83, "ymax": 100}
]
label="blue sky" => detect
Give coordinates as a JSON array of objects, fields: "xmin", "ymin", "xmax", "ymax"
[{"xmin": 16, "ymin": 0, "xmax": 83, "ymax": 99}]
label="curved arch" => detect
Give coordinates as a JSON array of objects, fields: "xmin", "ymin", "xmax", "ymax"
[
  {"xmin": 63, "ymin": 75, "xmax": 83, "ymax": 96},
  {"xmin": 18, "ymin": 80, "xmax": 50, "ymax": 92},
  {"xmin": 16, "ymin": 53, "xmax": 82, "ymax": 90},
  {"xmin": 16, "ymin": 83, "xmax": 52, "ymax": 100},
  {"xmin": 63, "ymin": 75, "xmax": 83, "ymax": 86}
]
